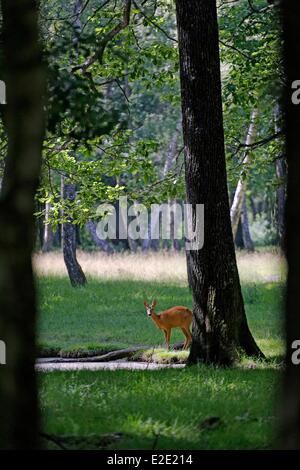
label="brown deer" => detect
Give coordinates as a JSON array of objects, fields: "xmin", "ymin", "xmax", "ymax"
[{"xmin": 143, "ymin": 300, "xmax": 193, "ymax": 350}]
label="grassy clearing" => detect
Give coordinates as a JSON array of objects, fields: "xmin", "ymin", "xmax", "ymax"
[
  {"xmin": 40, "ymin": 366, "xmax": 281, "ymax": 450},
  {"xmin": 37, "ymin": 250, "xmax": 284, "ymax": 449},
  {"xmin": 37, "ymin": 277, "xmax": 284, "ymax": 359}
]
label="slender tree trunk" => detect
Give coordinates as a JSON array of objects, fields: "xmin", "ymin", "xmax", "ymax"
[
  {"xmin": 280, "ymin": 0, "xmax": 300, "ymax": 450},
  {"xmin": 230, "ymin": 109, "xmax": 258, "ymax": 239},
  {"xmin": 176, "ymin": 0, "xmax": 263, "ymax": 365},
  {"xmin": 62, "ymin": 183, "xmax": 87, "ymax": 287},
  {"xmin": 0, "ymin": 0, "xmax": 45, "ymax": 449},
  {"xmin": 42, "ymin": 201, "xmax": 54, "ymax": 252},
  {"xmin": 60, "ymin": 0, "xmax": 86, "ymax": 286},
  {"xmin": 241, "ymin": 198, "xmax": 254, "ymax": 252},
  {"xmin": 37, "ymin": 202, "xmax": 44, "ymax": 249}
]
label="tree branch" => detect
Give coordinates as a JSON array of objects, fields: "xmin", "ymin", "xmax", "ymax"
[
  {"xmin": 231, "ymin": 130, "xmax": 283, "ymax": 157},
  {"xmin": 133, "ymin": 0, "xmax": 178, "ymax": 42},
  {"xmin": 219, "ymin": 39, "xmax": 253, "ymax": 60},
  {"xmin": 72, "ymin": 0, "xmax": 132, "ymax": 72}
]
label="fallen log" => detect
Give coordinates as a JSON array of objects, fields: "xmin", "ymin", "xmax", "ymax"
[{"xmin": 37, "ymin": 342, "xmax": 185, "ymax": 363}]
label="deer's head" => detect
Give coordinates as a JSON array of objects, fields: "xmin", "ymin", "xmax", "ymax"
[{"xmin": 143, "ymin": 300, "xmax": 157, "ymax": 317}]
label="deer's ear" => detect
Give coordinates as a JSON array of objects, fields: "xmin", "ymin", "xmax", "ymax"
[
  {"xmin": 143, "ymin": 301, "xmax": 148, "ymax": 308},
  {"xmin": 152, "ymin": 299, "xmax": 157, "ymax": 308}
]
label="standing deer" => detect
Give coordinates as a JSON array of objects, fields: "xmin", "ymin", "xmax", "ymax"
[{"xmin": 143, "ymin": 300, "xmax": 193, "ymax": 350}]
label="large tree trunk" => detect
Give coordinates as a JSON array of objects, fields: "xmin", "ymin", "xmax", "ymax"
[
  {"xmin": 280, "ymin": 0, "xmax": 300, "ymax": 450},
  {"xmin": 0, "ymin": 0, "xmax": 45, "ymax": 449},
  {"xmin": 62, "ymin": 182, "xmax": 87, "ymax": 287},
  {"xmin": 176, "ymin": 0, "xmax": 263, "ymax": 365},
  {"xmin": 230, "ymin": 109, "xmax": 258, "ymax": 239}
]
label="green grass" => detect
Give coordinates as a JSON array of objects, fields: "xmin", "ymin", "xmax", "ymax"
[
  {"xmin": 40, "ymin": 366, "xmax": 281, "ymax": 450},
  {"xmin": 37, "ymin": 277, "xmax": 284, "ymax": 358},
  {"xmin": 37, "ymin": 251, "xmax": 285, "ymax": 449}
]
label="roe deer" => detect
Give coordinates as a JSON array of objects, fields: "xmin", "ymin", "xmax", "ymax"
[{"xmin": 143, "ymin": 300, "xmax": 192, "ymax": 350}]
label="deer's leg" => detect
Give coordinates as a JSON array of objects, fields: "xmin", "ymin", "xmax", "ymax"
[
  {"xmin": 181, "ymin": 327, "xmax": 188, "ymax": 349},
  {"xmin": 166, "ymin": 329, "xmax": 171, "ymax": 350},
  {"xmin": 187, "ymin": 327, "xmax": 192, "ymax": 348},
  {"xmin": 182, "ymin": 327, "xmax": 192, "ymax": 349},
  {"xmin": 162, "ymin": 329, "xmax": 168, "ymax": 348}
]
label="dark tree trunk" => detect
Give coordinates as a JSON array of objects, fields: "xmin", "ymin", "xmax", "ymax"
[
  {"xmin": 241, "ymin": 198, "xmax": 254, "ymax": 252},
  {"xmin": 280, "ymin": 0, "xmax": 300, "ymax": 450},
  {"xmin": 53, "ymin": 224, "xmax": 61, "ymax": 248},
  {"xmin": 176, "ymin": 0, "xmax": 263, "ymax": 365},
  {"xmin": 62, "ymin": 183, "xmax": 87, "ymax": 287},
  {"xmin": 235, "ymin": 218, "xmax": 245, "ymax": 249},
  {"xmin": 250, "ymin": 196, "xmax": 258, "ymax": 221},
  {"xmin": 0, "ymin": 0, "xmax": 45, "ymax": 449}
]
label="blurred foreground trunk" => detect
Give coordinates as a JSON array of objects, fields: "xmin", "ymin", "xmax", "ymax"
[
  {"xmin": 274, "ymin": 104, "xmax": 286, "ymax": 249},
  {"xmin": 0, "ymin": 0, "xmax": 45, "ymax": 449},
  {"xmin": 280, "ymin": 0, "xmax": 300, "ymax": 450}
]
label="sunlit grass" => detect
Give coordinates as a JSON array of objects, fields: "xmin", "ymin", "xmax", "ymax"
[
  {"xmin": 37, "ymin": 278, "xmax": 284, "ymax": 359},
  {"xmin": 34, "ymin": 249, "xmax": 286, "ymax": 285},
  {"xmin": 37, "ymin": 250, "xmax": 285, "ymax": 358},
  {"xmin": 40, "ymin": 367, "xmax": 280, "ymax": 450}
]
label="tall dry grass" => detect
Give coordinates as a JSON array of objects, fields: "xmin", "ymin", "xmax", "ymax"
[{"xmin": 33, "ymin": 249, "xmax": 286, "ymax": 284}]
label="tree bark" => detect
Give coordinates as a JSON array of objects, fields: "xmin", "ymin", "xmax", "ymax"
[
  {"xmin": 230, "ymin": 109, "xmax": 258, "ymax": 239},
  {"xmin": 280, "ymin": 0, "xmax": 300, "ymax": 450},
  {"xmin": 0, "ymin": 0, "xmax": 45, "ymax": 449},
  {"xmin": 176, "ymin": 0, "xmax": 263, "ymax": 365},
  {"xmin": 62, "ymin": 183, "xmax": 87, "ymax": 287}
]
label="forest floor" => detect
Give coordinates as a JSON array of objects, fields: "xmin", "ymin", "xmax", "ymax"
[{"xmin": 37, "ymin": 249, "xmax": 285, "ymax": 449}]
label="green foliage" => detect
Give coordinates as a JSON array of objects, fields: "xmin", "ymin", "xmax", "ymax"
[
  {"xmin": 1, "ymin": 0, "xmax": 283, "ymax": 244},
  {"xmin": 35, "ymin": 0, "xmax": 183, "ymax": 228}
]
